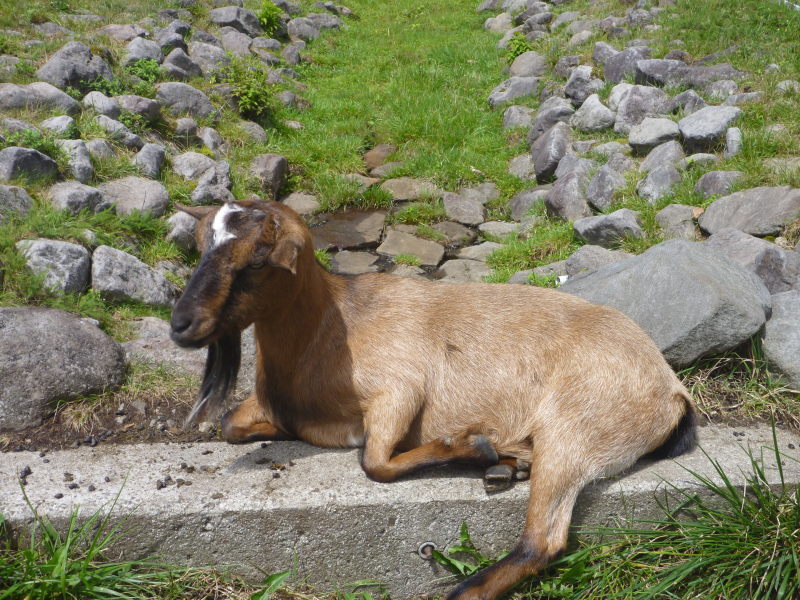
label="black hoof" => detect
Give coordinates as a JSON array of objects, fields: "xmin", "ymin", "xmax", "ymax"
[
  {"xmin": 470, "ymin": 434, "xmax": 499, "ymax": 466},
  {"xmin": 484, "ymin": 463, "xmax": 514, "ymax": 492}
]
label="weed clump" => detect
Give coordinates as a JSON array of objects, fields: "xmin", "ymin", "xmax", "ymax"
[
  {"xmin": 257, "ymin": 0, "xmax": 283, "ymax": 38},
  {"xmin": 213, "ymin": 56, "xmax": 274, "ymax": 119},
  {"xmin": 506, "ymin": 32, "xmax": 533, "ymax": 64}
]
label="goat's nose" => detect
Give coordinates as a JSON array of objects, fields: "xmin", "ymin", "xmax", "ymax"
[{"xmin": 171, "ymin": 312, "xmax": 193, "ymax": 335}]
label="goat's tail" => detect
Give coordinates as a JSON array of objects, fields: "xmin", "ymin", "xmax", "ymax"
[
  {"xmin": 649, "ymin": 394, "xmax": 697, "ymax": 460},
  {"xmin": 185, "ymin": 331, "xmax": 241, "ymax": 426}
]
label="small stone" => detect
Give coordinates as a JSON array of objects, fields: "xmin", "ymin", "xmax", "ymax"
[
  {"xmin": 92, "ymin": 245, "xmax": 177, "ymax": 306},
  {"xmin": 724, "ymin": 127, "xmax": 742, "ymax": 159},
  {"xmin": 40, "ymin": 116, "xmax": 75, "ymax": 136},
  {"xmin": 82, "ymin": 91, "xmax": 120, "ymax": 118},
  {"xmin": 503, "ymin": 105, "xmax": 535, "ymax": 130},
  {"xmin": 56, "ymin": 139, "xmax": 94, "ymax": 183},
  {"xmin": 250, "ymin": 154, "xmax": 288, "ymax": 199},
  {"xmin": 478, "ymin": 221, "xmax": 519, "ymax": 238},
  {"xmin": 436, "ymin": 259, "xmax": 492, "ymax": 283},
  {"xmin": 49, "ymin": 181, "xmax": 110, "ymax": 214},
  {"xmin": 628, "ymin": 117, "xmax": 680, "ymax": 155},
  {"xmin": 573, "ymin": 209, "xmax": 643, "ymax": 247},
  {"xmin": 376, "ymin": 230, "xmax": 444, "ymax": 268},
  {"xmin": 166, "ymin": 211, "xmax": 197, "ymax": 252},
  {"xmin": 133, "ymin": 144, "xmax": 166, "ymax": 179},
  {"xmin": 508, "ymin": 154, "xmax": 536, "ymax": 181},
  {"xmin": 123, "ymin": 37, "xmax": 163, "ymax": 66},
  {"xmin": 16, "ymin": 239, "xmax": 91, "ymax": 294},
  {"xmin": 694, "ymin": 171, "xmax": 743, "ymax": 198},
  {"xmin": 381, "ymin": 177, "xmax": 441, "ymax": 202},
  {"xmin": 640, "ymin": 140, "xmax": 684, "ymax": 174},
  {"xmin": 0, "ymin": 185, "xmax": 33, "ymax": 223},
  {"xmin": 637, "ymin": 164, "xmax": 681, "ymax": 203},
  {"xmin": 488, "ymin": 76, "xmax": 539, "ymax": 109},
  {"xmin": 678, "ymin": 105, "xmax": 742, "ymax": 153},
  {"xmin": 0, "ymin": 147, "xmax": 58, "ymax": 183},
  {"xmin": 656, "ymin": 204, "xmax": 698, "ymax": 240},
  {"xmin": 99, "ymin": 177, "xmax": 170, "ymax": 217},
  {"xmin": 330, "ymin": 250, "xmax": 379, "ymax": 275},
  {"xmin": 564, "ymin": 65, "xmax": 602, "ymax": 107},
  {"xmin": 570, "ymin": 93, "xmax": 615, "ymax": 132},
  {"xmin": 442, "ymin": 192, "xmax": 484, "ymax": 226}
]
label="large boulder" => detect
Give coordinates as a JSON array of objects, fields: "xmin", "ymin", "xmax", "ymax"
[
  {"xmin": 156, "ymin": 82, "xmax": 216, "ymax": 118},
  {"xmin": 49, "ymin": 181, "xmax": 110, "ymax": 214},
  {"xmin": 527, "ymin": 96, "xmax": 574, "ymax": 143},
  {"xmin": 560, "ymin": 239, "xmax": 772, "ymax": 367},
  {"xmin": 530, "ymin": 121, "xmax": 570, "ymax": 182},
  {"xmin": 91, "ymin": 245, "xmax": 178, "ymax": 307},
  {"xmin": 0, "ymin": 184, "xmax": 33, "ymax": 223},
  {"xmin": 698, "ymin": 187, "xmax": 800, "ymax": 237},
  {"xmin": 0, "ymin": 308, "xmax": 125, "ymax": 431},
  {"xmin": 762, "ymin": 291, "xmax": 800, "ymax": 389},
  {"xmin": 0, "ymin": 82, "xmax": 80, "ymax": 115},
  {"xmin": 35, "ymin": 41, "xmax": 113, "ymax": 89},
  {"xmin": 573, "ymin": 209, "xmax": 644, "ymax": 248},
  {"xmin": 16, "ymin": 239, "xmax": 91, "ymax": 294},
  {"xmin": 208, "ymin": 6, "xmax": 262, "ymax": 37},
  {"xmin": 678, "ymin": 105, "xmax": 741, "ymax": 152},
  {"xmin": 98, "ymin": 177, "xmax": 170, "ymax": 217},
  {"xmin": 0, "ymin": 147, "xmax": 58, "ymax": 182}
]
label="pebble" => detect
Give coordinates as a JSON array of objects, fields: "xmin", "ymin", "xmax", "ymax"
[{"xmin": 54, "ymin": 493, "xmax": 64, "ymax": 499}]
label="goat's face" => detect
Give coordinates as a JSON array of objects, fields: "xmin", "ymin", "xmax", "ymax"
[{"xmin": 170, "ymin": 199, "xmax": 305, "ymax": 349}]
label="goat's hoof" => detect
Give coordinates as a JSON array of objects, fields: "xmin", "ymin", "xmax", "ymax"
[
  {"xmin": 469, "ymin": 434, "xmax": 499, "ymax": 466},
  {"xmin": 484, "ymin": 463, "xmax": 514, "ymax": 492}
]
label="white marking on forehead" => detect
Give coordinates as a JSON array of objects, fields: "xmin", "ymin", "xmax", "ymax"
[{"xmin": 212, "ymin": 203, "xmax": 243, "ymax": 247}]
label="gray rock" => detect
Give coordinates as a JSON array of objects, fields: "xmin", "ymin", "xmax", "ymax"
[
  {"xmin": 527, "ymin": 96, "xmax": 575, "ymax": 142},
  {"xmin": 188, "ymin": 41, "xmax": 231, "ymax": 76},
  {"xmin": 678, "ymin": 105, "xmax": 741, "ymax": 153},
  {"xmin": 551, "ymin": 10, "xmax": 581, "ymax": 29},
  {"xmin": 282, "ymin": 192, "xmax": 320, "ymax": 215},
  {"xmin": 307, "ymin": 12, "xmax": 342, "ymax": 29},
  {"xmin": 166, "ymin": 211, "xmax": 197, "ymax": 252},
  {"xmin": 662, "ymin": 89, "xmax": 707, "ymax": 115},
  {"xmin": 92, "ymin": 245, "xmax": 177, "ymax": 306},
  {"xmin": 190, "ymin": 161, "xmax": 234, "ymax": 205},
  {"xmin": 564, "ymin": 65, "xmax": 602, "ymax": 107},
  {"xmin": 95, "ymin": 115, "xmax": 143, "ymax": 149},
  {"xmin": 287, "ymin": 17, "xmax": 320, "ymax": 40},
  {"xmin": 85, "ymin": 139, "xmax": 114, "ymax": 161},
  {"xmin": 436, "ymin": 259, "xmax": 492, "ymax": 283},
  {"xmin": 35, "ymin": 41, "xmax": 113, "ymax": 89},
  {"xmin": 0, "ymin": 308, "xmax": 125, "ymax": 431},
  {"xmin": 484, "ymin": 12, "xmax": 514, "ymax": 32},
  {"xmin": 98, "ymin": 23, "xmax": 148, "ymax": 41},
  {"xmin": 762, "ymin": 291, "xmax": 800, "ymax": 389},
  {"xmin": 161, "ymin": 48, "xmax": 203, "ymax": 80},
  {"xmin": 488, "ymin": 76, "xmax": 539, "ymax": 108},
  {"xmin": 628, "ymin": 117, "xmax": 680, "ymax": 155},
  {"xmin": 573, "ymin": 209, "xmax": 643, "ymax": 248},
  {"xmin": 564, "ymin": 244, "xmax": 631, "ymax": 277},
  {"xmin": 123, "ymin": 37, "xmax": 163, "ymax": 66},
  {"xmin": 509, "ymin": 51, "xmax": 547, "ymax": 77},
  {"xmin": 1, "ymin": 118, "xmax": 37, "ymax": 135},
  {"xmin": 724, "ymin": 127, "xmax": 742, "ymax": 159},
  {"xmin": 198, "ymin": 126, "xmax": 226, "ymax": 157},
  {"xmin": 699, "ymin": 187, "xmax": 800, "ymax": 237},
  {"xmin": 545, "ymin": 172, "xmax": 591, "ymax": 221},
  {"xmin": 509, "ymin": 187, "xmax": 548, "ymax": 220},
  {"xmin": 133, "ymin": 143, "xmax": 166, "ymax": 179},
  {"xmin": 454, "ymin": 241, "xmax": 503, "ymax": 262},
  {"xmin": 156, "ymin": 82, "xmax": 216, "ymax": 118},
  {"xmin": 459, "ymin": 182, "xmax": 500, "ymax": 205},
  {"xmin": 380, "ymin": 177, "xmax": 441, "ymax": 202},
  {"xmin": 115, "ymin": 95, "xmax": 161, "ymax": 123},
  {"xmin": 173, "ymin": 151, "xmax": 216, "ymax": 180},
  {"xmin": 431, "ymin": 221, "xmax": 477, "ymax": 246},
  {"xmin": 250, "ymin": 154, "xmax": 288, "ymax": 199},
  {"xmin": 640, "ymin": 140, "xmax": 684, "ymax": 173},
  {"xmin": 282, "ymin": 44, "xmax": 302, "ymax": 66},
  {"xmin": 607, "ymin": 82, "xmax": 633, "ymax": 111},
  {"xmin": 507, "ymin": 269, "xmax": 534, "ymax": 284},
  {"xmin": 776, "ymin": 80, "xmax": 800, "ymax": 94},
  {"xmin": 592, "ymin": 41, "xmax": 618, "ymax": 65},
  {"xmin": 553, "ymin": 55, "xmax": 580, "ymax": 79},
  {"xmin": 82, "ymin": 91, "xmax": 120, "ymax": 118},
  {"xmin": 174, "ymin": 117, "xmax": 198, "ymax": 141},
  {"xmin": 219, "ymin": 27, "xmax": 252, "ymax": 57},
  {"xmin": 503, "ymin": 105, "xmax": 535, "ymax": 130},
  {"xmin": 0, "ymin": 82, "xmax": 80, "ymax": 115},
  {"xmin": 530, "ymin": 121, "xmax": 570, "ymax": 182},
  {"xmin": 209, "ymin": 6, "xmax": 262, "ymax": 36},
  {"xmin": 694, "ymin": 170, "xmax": 743, "ymax": 198},
  {"xmin": 614, "ymin": 85, "xmax": 669, "ymax": 135},
  {"xmin": 49, "ymin": 181, "xmax": 110, "ymax": 214},
  {"xmin": 99, "ymin": 177, "xmax": 170, "ymax": 217},
  {"xmin": 603, "ymin": 45, "xmax": 651, "ymax": 83},
  {"xmin": 592, "ymin": 141, "xmax": 631, "ymax": 157},
  {"xmin": 635, "ymin": 60, "xmax": 745, "ymax": 88},
  {"xmin": 681, "ymin": 153, "xmax": 719, "ymax": 170},
  {"xmin": 724, "ymin": 92, "xmax": 762, "ymax": 106},
  {"xmin": 0, "ymin": 185, "xmax": 33, "ymax": 223},
  {"xmin": 560, "ymin": 239, "xmax": 771, "ymax": 367},
  {"xmin": 239, "ymin": 120, "xmax": 268, "ymax": 143},
  {"xmin": 704, "ymin": 79, "xmax": 737, "ymax": 99},
  {"xmin": 570, "ymin": 93, "xmax": 615, "ymax": 132},
  {"xmin": 16, "ymin": 239, "xmax": 91, "ymax": 294},
  {"xmin": 154, "ymin": 27, "xmax": 187, "ymax": 53},
  {"xmin": 508, "ymin": 153, "xmax": 536, "ymax": 181},
  {"xmin": 40, "ymin": 115, "xmax": 75, "ymax": 136},
  {"xmin": 330, "ymin": 251, "xmax": 379, "ymax": 275},
  {"xmin": 553, "ymin": 154, "xmax": 596, "ymax": 181},
  {"xmin": 478, "ymin": 221, "xmax": 520, "ymax": 238},
  {"xmin": 586, "ymin": 164, "xmax": 626, "ymax": 211},
  {"xmin": 637, "ymin": 163, "xmax": 681, "ymax": 203},
  {"xmin": 442, "ymin": 192, "xmax": 484, "ymax": 226},
  {"xmin": 656, "ymin": 204, "xmax": 698, "ymax": 240},
  {"xmin": 55, "ymin": 139, "xmax": 93, "ymax": 184},
  {"xmin": 376, "ymin": 230, "xmax": 444, "ymax": 268},
  {"xmin": 0, "ymin": 147, "xmax": 58, "ymax": 182},
  {"xmin": 706, "ymin": 228, "xmax": 800, "ymax": 294},
  {"xmin": 312, "ymin": 211, "xmax": 387, "ymax": 250}
]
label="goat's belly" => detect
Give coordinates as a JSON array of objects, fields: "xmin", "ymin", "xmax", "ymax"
[{"xmin": 296, "ymin": 420, "xmax": 365, "ymax": 448}]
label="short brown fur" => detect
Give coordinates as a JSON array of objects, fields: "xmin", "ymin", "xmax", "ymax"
[{"xmin": 170, "ymin": 200, "xmax": 695, "ymax": 600}]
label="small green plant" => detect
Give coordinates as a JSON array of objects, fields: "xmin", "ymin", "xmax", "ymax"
[
  {"xmin": 124, "ymin": 58, "xmax": 160, "ymax": 86},
  {"xmin": 506, "ymin": 32, "xmax": 533, "ymax": 64},
  {"xmin": 2, "ymin": 129, "xmax": 64, "ymax": 158},
  {"xmin": 14, "ymin": 60, "xmax": 36, "ymax": 77},
  {"xmin": 431, "ymin": 523, "xmax": 505, "ymax": 577},
  {"xmin": 393, "ymin": 253, "xmax": 421, "ymax": 266},
  {"xmin": 314, "ymin": 248, "xmax": 332, "ymax": 270},
  {"xmin": 214, "ymin": 56, "xmax": 274, "ymax": 118},
  {"xmin": 79, "ymin": 76, "xmax": 126, "ymax": 98},
  {"xmin": 257, "ymin": 0, "xmax": 283, "ymax": 37},
  {"xmin": 389, "ymin": 200, "xmax": 445, "ymax": 225},
  {"xmin": 529, "ymin": 271, "xmax": 558, "ymax": 287},
  {"xmin": 415, "ymin": 223, "xmax": 448, "ymax": 243},
  {"xmin": 250, "ymin": 570, "xmax": 291, "ymax": 600},
  {"xmin": 117, "ymin": 110, "xmax": 148, "ymax": 136}
]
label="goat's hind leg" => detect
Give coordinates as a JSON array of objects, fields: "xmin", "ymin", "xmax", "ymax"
[
  {"xmin": 361, "ymin": 392, "xmax": 498, "ymax": 483},
  {"xmin": 221, "ymin": 393, "xmax": 292, "ymax": 443},
  {"xmin": 484, "ymin": 457, "xmax": 531, "ymax": 492}
]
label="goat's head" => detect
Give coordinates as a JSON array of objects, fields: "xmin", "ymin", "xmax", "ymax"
[
  {"xmin": 170, "ymin": 199, "xmax": 309, "ymax": 425},
  {"xmin": 170, "ymin": 198, "xmax": 307, "ymax": 349}
]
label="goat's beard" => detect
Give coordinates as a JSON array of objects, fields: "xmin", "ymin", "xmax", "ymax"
[{"xmin": 184, "ymin": 331, "xmax": 242, "ymax": 426}]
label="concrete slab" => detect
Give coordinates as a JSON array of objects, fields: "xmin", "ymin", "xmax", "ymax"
[{"xmin": 1, "ymin": 424, "xmax": 799, "ymax": 598}]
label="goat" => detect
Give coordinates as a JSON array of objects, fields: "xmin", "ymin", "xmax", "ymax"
[{"xmin": 170, "ymin": 198, "xmax": 696, "ymax": 600}]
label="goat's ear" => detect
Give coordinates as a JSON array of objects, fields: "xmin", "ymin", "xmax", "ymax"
[
  {"xmin": 268, "ymin": 235, "xmax": 302, "ymax": 275},
  {"xmin": 176, "ymin": 203, "xmax": 217, "ymax": 221}
]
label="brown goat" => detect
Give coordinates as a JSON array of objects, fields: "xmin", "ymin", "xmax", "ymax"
[{"xmin": 170, "ymin": 198, "xmax": 696, "ymax": 600}]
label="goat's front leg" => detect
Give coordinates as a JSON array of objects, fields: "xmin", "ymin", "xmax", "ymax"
[
  {"xmin": 360, "ymin": 392, "xmax": 498, "ymax": 482},
  {"xmin": 221, "ymin": 393, "xmax": 293, "ymax": 444}
]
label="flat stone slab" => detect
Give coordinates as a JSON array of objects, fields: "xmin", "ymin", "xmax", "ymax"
[
  {"xmin": 311, "ymin": 211, "xmax": 387, "ymax": 251},
  {"xmin": 1, "ymin": 425, "xmax": 798, "ymax": 598}
]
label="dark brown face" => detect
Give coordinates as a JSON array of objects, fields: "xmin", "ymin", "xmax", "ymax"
[{"xmin": 170, "ymin": 201, "xmax": 302, "ymax": 348}]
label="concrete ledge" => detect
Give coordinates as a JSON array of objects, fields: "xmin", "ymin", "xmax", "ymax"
[{"xmin": 2, "ymin": 424, "xmax": 799, "ymax": 598}]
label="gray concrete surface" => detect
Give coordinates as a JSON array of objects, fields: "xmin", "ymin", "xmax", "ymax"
[{"xmin": 1, "ymin": 424, "xmax": 799, "ymax": 598}]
